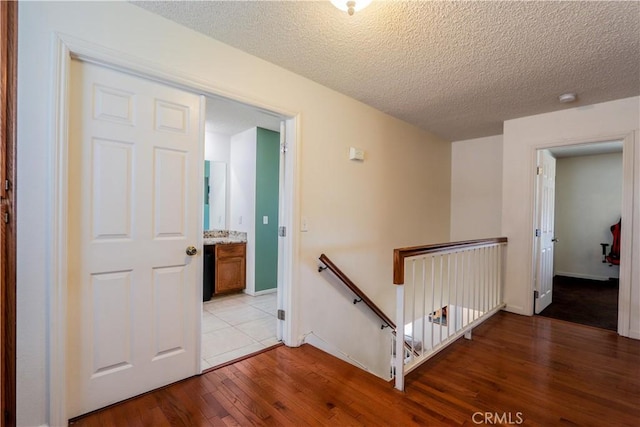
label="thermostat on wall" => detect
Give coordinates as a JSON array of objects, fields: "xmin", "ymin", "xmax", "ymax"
[{"xmin": 349, "ymin": 147, "xmax": 365, "ymax": 161}]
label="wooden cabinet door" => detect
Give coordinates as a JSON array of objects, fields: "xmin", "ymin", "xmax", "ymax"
[{"xmin": 215, "ymin": 243, "xmax": 246, "ymax": 294}]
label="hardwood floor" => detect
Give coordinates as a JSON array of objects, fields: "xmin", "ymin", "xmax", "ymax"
[
  {"xmin": 538, "ymin": 275, "xmax": 618, "ymax": 331},
  {"xmin": 70, "ymin": 312, "xmax": 640, "ymax": 426}
]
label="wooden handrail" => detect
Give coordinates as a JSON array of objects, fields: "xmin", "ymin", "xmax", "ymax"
[
  {"xmin": 393, "ymin": 237, "xmax": 508, "ymax": 285},
  {"xmin": 318, "ymin": 254, "xmax": 422, "ymax": 358},
  {"xmin": 319, "ymin": 254, "xmax": 395, "ymax": 329}
]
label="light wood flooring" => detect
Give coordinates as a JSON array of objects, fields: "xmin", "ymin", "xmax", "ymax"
[{"xmin": 70, "ymin": 312, "xmax": 640, "ymax": 426}]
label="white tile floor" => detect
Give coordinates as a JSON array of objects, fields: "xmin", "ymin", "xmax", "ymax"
[{"xmin": 201, "ymin": 292, "xmax": 279, "ymax": 370}]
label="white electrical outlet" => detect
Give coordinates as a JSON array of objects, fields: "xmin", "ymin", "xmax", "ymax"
[
  {"xmin": 238, "ymin": 216, "xmax": 243, "ymax": 225},
  {"xmin": 301, "ymin": 216, "xmax": 309, "ymax": 232}
]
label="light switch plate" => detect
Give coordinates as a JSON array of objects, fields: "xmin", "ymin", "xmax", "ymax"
[{"xmin": 263, "ymin": 216, "xmax": 269, "ymax": 224}]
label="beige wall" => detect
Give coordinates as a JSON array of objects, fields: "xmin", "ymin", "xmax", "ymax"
[
  {"xmin": 17, "ymin": 2, "xmax": 451, "ymax": 424},
  {"xmin": 554, "ymin": 152, "xmax": 623, "ymax": 280},
  {"xmin": 451, "ymin": 135, "xmax": 503, "ymax": 241},
  {"xmin": 502, "ymin": 97, "xmax": 639, "ymax": 332}
]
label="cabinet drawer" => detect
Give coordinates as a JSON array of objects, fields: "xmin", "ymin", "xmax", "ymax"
[{"xmin": 215, "ymin": 242, "xmax": 246, "ymax": 259}]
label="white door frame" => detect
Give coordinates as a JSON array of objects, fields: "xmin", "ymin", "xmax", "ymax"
[
  {"xmin": 50, "ymin": 33, "xmax": 300, "ymax": 426},
  {"xmin": 529, "ymin": 131, "xmax": 637, "ymax": 337}
]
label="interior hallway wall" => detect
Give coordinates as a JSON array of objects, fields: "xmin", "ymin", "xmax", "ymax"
[
  {"xmin": 17, "ymin": 3, "xmax": 451, "ymax": 424},
  {"xmin": 450, "ymin": 135, "xmax": 503, "ymax": 241}
]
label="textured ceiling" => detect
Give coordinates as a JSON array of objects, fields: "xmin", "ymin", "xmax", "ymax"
[{"xmin": 133, "ymin": 1, "xmax": 640, "ymax": 141}]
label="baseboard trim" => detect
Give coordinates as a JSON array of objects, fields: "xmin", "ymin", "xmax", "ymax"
[
  {"xmin": 246, "ymin": 288, "xmax": 277, "ymax": 296},
  {"xmin": 555, "ymin": 271, "xmax": 617, "ymax": 282},
  {"xmin": 504, "ymin": 305, "xmax": 527, "ymax": 315},
  {"xmin": 303, "ymin": 332, "xmax": 370, "ymax": 373}
]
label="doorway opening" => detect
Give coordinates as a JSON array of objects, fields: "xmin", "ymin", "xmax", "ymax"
[
  {"xmin": 534, "ymin": 140, "xmax": 623, "ymax": 331},
  {"xmin": 200, "ymin": 96, "xmax": 285, "ymax": 370}
]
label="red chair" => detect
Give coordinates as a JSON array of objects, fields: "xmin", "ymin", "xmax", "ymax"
[{"xmin": 600, "ymin": 219, "xmax": 621, "ymax": 266}]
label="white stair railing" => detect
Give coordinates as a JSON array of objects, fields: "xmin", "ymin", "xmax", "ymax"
[{"xmin": 392, "ymin": 238, "xmax": 507, "ymax": 391}]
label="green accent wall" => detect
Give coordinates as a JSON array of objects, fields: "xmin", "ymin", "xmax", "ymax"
[
  {"xmin": 204, "ymin": 160, "xmax": 210, "ymax": 230},
  {"xmin": 254, "ymin": 128, "xmax": 280, "ymax": 292}
]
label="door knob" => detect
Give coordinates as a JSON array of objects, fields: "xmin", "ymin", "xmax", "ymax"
[
  {"xmin": 186, "ymin": 246, "xmax": 198, "ymax": 256},
  {"xmin": 551, "ymin": 238, "xmax": 559, "ymax": 243}
]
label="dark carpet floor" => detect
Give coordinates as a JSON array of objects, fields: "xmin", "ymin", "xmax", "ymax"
[{"xmin": 538, "ymin": 275, "xmax": 618, "ymax": 331}]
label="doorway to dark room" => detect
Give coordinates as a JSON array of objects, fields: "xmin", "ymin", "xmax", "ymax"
[{"xmin": 535, "ymin": 141, "xmax": 623, "ymax": 332}]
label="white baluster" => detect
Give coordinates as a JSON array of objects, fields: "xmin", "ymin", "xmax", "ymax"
[
  {"xmin": 394, "ymin": 283, "xmax": 405, "ymax": 391},
  {"xmin": 421, "ymin": 257, "xmax": 426, "ymax": 356}
]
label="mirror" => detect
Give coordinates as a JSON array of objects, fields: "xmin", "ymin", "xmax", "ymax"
[{"xmin": 204, "ymin": 160, "xmax": 227, "ymax": 230}]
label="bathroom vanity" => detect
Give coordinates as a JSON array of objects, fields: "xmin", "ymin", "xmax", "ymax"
[{"xmin": 203, "ymin": 232, "xmax": 247, "ymax": 301}]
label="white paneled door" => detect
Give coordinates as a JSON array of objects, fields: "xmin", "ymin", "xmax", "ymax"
[
  {"xmin": 534, "ymin": 149, "xmax": 556, "ymax": 314},
  {"xmin": 67, "ymin": 60, "xmax": 202, "ymax": 418}
]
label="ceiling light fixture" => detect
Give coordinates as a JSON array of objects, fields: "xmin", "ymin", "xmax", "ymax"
[
  {"xmin": 558, "ymin": 93, "xmax": 577, "ymax": 103},
  {"xmin": 331, "ymin": 0, "xmax": 372, "ymax": 16}
]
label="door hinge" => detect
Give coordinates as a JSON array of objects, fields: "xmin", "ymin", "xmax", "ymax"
[
  {"xmin": 277, "ymin": 309, "xmax": 285, "ymax": 320},
  {"xmin": 535, "ymin": 228, "xmax": 541, "ymax": 237},
  {"xmin": 5, "ymin": 179, "xmax": 11, "ymax": 191},
  {"xmin": 281, "ymin": 143, "xmax": 288, "ymax": 154},
  {"xmin": 278, "ymin": 226, "xmax": 286, "ymax": 237},
  {"xmin": 3, "ymin": 212, "xmax": 9, "ymax": 224},
  {"xmin": 534, "ymin": 290, "xmax": 539, "ymax": 299},
  {"xmin": 536, "ymin": 166, "xmax": 543, "ymax": 175}
]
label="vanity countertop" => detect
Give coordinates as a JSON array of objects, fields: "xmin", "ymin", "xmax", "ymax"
[
  {"xmin": 203, "ymin": 229, "xmax": 247, "ymax": 246},
  {"xmin": 203, "ymin": 237, "xmax": 246, "ymax": 245}
]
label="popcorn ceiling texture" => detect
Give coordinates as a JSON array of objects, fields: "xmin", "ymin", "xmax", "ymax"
[{"xmin": 133, "ymin": 1, "xmax": 640, "ymax": 141}]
